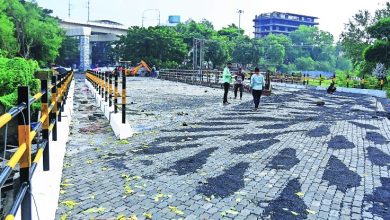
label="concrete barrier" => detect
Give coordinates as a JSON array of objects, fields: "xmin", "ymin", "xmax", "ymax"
[
  {"xmin": 272, "ymin": 82, "xmax": 387, "ymax": 98},
  {"xmin": 85, "ymin": 79, "xmax": 133, "ymax": 139}
]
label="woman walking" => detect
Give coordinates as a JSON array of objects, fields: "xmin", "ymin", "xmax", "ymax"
[{"xmin": 250, "ymin": 67, "xmax": 265, "ymax": 110}]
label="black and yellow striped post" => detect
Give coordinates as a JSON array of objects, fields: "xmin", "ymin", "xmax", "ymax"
[
  {"xmin": 380, "ymin": 78, "xmax": 384, "ymax": 90},
  {"xmin": 332, "ymin": 74, "xmax": 336, "ymax": 85},
  {"xmin": 95, "ymin": 72, "xmax": 99, "ymax": 92},
  {"xmin": 60, "ymin": 73, "xmax": 65, "ymax": 113},
  {"xmin": 97, "ymin": 72, "xmax": 101, "ymax": 95},
  {"xmin": 17, "ymin": 86, "xmax": 32, "ymax": 220},
  {"xmin": 122, "ymin": 70, "xmax": 126, "ymax": 124},
  {"xmin": 109, "ymin": 73, "xmax": 113, "ymax": 107},
  {"xmin": 114, "ymin": 72, "xmax": 118, "ymax": 113},
  {"xmin": 57, "ymin": 74, "xmax": 62, "ymax": 122},
  {"xmin": 105, "ymin": 72, "xmax": 108, "ymax": 103},
  {"xmin": 63, "ymin": 73, "xmax": 68, "ymax": 107},
  {"xmin": 51, "ymin": 76, "xmax": 58, "ymax": 141},
  {"xmin": 101, "ymin": 72, "xmax": 104, "ymax": 97},
  {"xmin": 101, "ymin": 72, "xmax": 105, "ymax": 99},
  {"xmin": 41, "ymin": 79, "xmax": 50, "ymax": 171}
]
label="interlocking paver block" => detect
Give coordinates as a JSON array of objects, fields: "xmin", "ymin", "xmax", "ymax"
[{"xmin": 56, "ymin": 76, "xmax": 390, "ymax": 219}]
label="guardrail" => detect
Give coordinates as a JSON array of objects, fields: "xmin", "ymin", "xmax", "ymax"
[
  {"xmin": 269, "ymin": 73, "xmax": 386, "ymax": 90},
  {"xmin": 85, "ymin": 70, "xmax": 126, "ymax": 124},
  {"xmin": 159, "ymin": 69, "xmax": 222, "ymax": 87},
  {"xmin": 0, "ymin": 71, "xmax": 73, "ymax": 220}
]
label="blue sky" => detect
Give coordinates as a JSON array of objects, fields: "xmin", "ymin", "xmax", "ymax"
[{"xmin": 36, "ymin": 0, "xmax": 388, "ymax": 39}]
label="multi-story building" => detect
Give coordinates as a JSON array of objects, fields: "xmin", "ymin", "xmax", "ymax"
[{"xmin": 253, "ymin": 12, "xmax": 319, "ymax": 38}]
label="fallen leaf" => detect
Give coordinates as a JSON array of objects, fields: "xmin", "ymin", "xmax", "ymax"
[
  {"xmin": 86, "ymin": 160, "xmax": 93, "ymax": 164},
  {"xmin": 154, "ymin": 193, "xmax": 168, "ymax": 202},
  {"xmin": 60, "ymin": 190, "xmax": 66, "ymax": 194},
  {"xmin": 117, "ymin": 214, "xmax": 126, "ymax": 220},
  {"xmin": 117, "ymin": 140, "xmax": 130, "ymax": 145},
  {"xmin": 306, "ymin": 209, "xmax": 317, "ymax": 215},
  {"xmin": 235, "ymin": 197, "xmax": 242, "ymax": 203},
  {"xmin": 226, "ymin": 208, "xmax": 239, "ymax": 215},
  {"xmin": 124, "ymin": 185, "xmax": 134, "ymax": 195},
  {"xmin": 83, "ymin": 207, "xmax": 106, "ymax": 214},
  {"xmin": 295, "ymin": 192, "xmax": 304, "ymax": 197},
  {"xmin": 143, "ymin": 212, "xmax": 153, "ymax": 219},
  {"xmin": 61, "ymin": 183, "xmax": 74, "ymax": 188},
  {"xmin": 132, "ymin": 176, "xmax": 142, "ymax": 180},
  {"xmin": 60, "ymin": 212, "xmax": 70, "ymax": 220},
  {"xmin": 61, "ymin": 200, "xmax": 79, "ymax": 209},
  {"xmin": 168, "ymin": 206, "xmax": 184, "ymax": 215},
  {"xmin": 129, "ymin": 214, "xmax": 138, "ymax": 220}
]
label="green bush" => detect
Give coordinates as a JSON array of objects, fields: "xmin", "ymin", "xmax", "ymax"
[{"xmin": 0, "ymin": 57, "xmax": 39, "ymax": 110}]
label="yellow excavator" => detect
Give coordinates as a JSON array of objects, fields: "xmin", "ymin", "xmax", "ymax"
[{"xmin": 125, "ymin": 60, "xmax": 152, "ymax": 76}]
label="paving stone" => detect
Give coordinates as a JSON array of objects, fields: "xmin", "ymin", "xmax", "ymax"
[{"xmin": 56, "ymin": 76, "xmax": 390, "ymax": 219}]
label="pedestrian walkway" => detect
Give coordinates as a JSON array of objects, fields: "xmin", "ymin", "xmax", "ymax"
[{"xmin": 56, "ymin": 76, "xmax": 390, "ymax": 220}]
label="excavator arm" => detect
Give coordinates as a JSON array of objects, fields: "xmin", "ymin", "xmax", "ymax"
[{"xmin": 126, "ymin": 60, "xmax": 152, "ymax": 76}]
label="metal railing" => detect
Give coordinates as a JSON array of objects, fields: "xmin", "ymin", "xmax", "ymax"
[
  {"xmin": 269, "ymin": 74, "xmax": 386, "ymax": 90},
  {"xmin": 0, "ymin": 71, "xmax": 73, "ymax": 220},
  {"xmin": 159, "ymin": 69, "xmax": 223, "ymax": 88},
  {"xmin": 85, "ymin": 70, "xmax": 127, "ymax": 124}
]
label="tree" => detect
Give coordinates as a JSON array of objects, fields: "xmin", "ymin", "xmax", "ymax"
[
  {"xmin": 114, "ymin": 26, "xmax": 187, "ymax": 68},
  {"xmin": 295, "ymin": 57, "xmax": 316, "ymax": 71},
  {"xmin": 205, "ymin": 36, "xmax": 230, "ymax": 68},
  {"xmin": 3, "ymin": 0, "xmax": 63, "ymax": 65},
  {"xmin": 364, "ymin": 17, "xmax": 390, "ymax": 67},
  {"xmin": 232, "ymin": 37, "xmax": 262, "ymax": 66},
  {"xmin": 340, "ymin": 10, "xmax": 373, "ymax": 67},
  {"xmin": 217, "ymin": 24, "xmax": 244, "ymax": 41},
  {"xmin": 341, "ymin": 3, "xmax": 390, "ymax": 70},
  {"xmin": 0, "ymin": 0, "xmax": 18, "ymax": 57},
  {"xmin": 56, "ymin": 36, "xmax": 79, "ymax": 67},
  {"xmin": 262, "ymin": 34, "xmax": 286, "ymax": 66}
]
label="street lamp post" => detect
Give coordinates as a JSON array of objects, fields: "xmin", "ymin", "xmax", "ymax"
[
  {"xmin": 142, "ymin": 9, "xmax": 160, "ymax": 27},
  {"xmin": 237, "ymin": 9, "xmax": 244, "ymax": 29}
]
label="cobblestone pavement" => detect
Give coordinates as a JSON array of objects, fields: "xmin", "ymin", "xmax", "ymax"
[{"xmin": 56, "ymin": 76, "xmax": 390, "ymax": 220}]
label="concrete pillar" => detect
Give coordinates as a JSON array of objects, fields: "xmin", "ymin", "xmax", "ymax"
[
  {"xmin": 80, "ymin": 35, "xmax": 90, "ymax": 71},
  {"xmin": 64, "ymin": 27, "xmax": 91, "ymax": 71}
]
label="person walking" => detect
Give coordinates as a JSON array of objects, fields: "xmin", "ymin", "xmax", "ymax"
[
  {"xmin": 250, "ymin": 67, "xmax": 265, "ymax": 110},
  {"xmin": 151, "ymin": 65, "xmax": 157, "ymax": 77},
  {"xmin": 222, "ymin": 62, "xmax": 233, "ymax": 105},
  {"xmin": 234, "ymin": 67, "xmax": 245, "ymax": 100}
]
